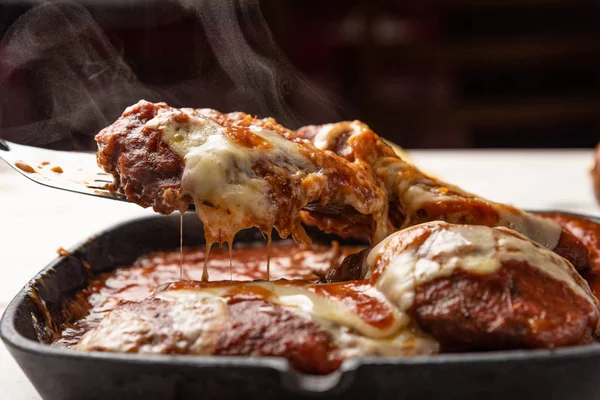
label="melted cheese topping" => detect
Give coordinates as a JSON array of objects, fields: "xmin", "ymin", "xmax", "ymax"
[
  {"xmin": 155, "ymin": 280, "xmax": 439, "ymax": 356},
  {"xmin": 77, "ymin": 295, "xmax": 230, "ymax": 354},
  {"xmin": 309, "ymin": 122, "xmax": 563, "ymax": 250},
  {"xmin": 496, "ymin": 208, "xmax": 562, "ymax": 249},
  {"xmin": 401, "ymin": 184, "xmax": 562, "ymax": 249},
  {"xmin": 312, "ymin": 123, "xmax": 342, "ymax": 150},
  {"xmin": 157, "ymin": 281, "xmax": 402, "ymax": 338},
  {"xmin": 148, "ymin": 108, "xmax": 316, "ymax": 246},
  {"xmin": 367, "ymin": 222, "xmax": 598, "ymax": 313}
]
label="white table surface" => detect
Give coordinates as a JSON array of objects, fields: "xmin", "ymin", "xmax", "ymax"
[{"xmin": 1, "ymin": 149, "xmax": 599, "ymax": 399}]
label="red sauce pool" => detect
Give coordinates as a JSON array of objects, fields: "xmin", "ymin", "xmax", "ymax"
[{"xmin": 53, "ymin": 240, "xmax": 363, "ymax": 348}]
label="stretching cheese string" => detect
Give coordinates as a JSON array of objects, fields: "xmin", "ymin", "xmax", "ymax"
[
  {"xmin": 202, "ymin": 242, "xmax": 211, "ymax": 282},
  {"xmin": 228, "ymin": 242, "xmax": 233, "ymax": 281},
  {"xmin": 266, "ymin": 230, "xmax": 272, "ymax": 281},
  {"xmin": 179, "ymin": 212, "xmax": 184, "ymax": 281}
]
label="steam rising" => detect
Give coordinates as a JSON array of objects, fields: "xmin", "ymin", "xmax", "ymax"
[
  {"xmin": 184, "ymin": 0, "xmax": 340, "ymax": 124},
  {"xmin": 0, "ymin": 0, "xmax": 344, "ymax": 149},
  {"xmin": 0, "ymin": 2, "xmax": 155, "ymax": 148}
]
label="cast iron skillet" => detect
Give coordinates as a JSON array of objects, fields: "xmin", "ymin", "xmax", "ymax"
[{"xmin": 2, "ymin": 212, "xmax": 600, "ymax": 400}]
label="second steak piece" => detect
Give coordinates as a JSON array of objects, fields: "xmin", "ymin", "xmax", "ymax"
[
  {"xmin": 327, "ymin": 221, "xmax": 600, "ymax": 350},
  {"xmin": 298, "ymin": 121, "xmax": 590, "ymax": 271}
]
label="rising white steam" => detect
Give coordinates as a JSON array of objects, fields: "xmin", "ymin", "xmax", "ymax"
[{"xmin": 0, "ymin": 0, "xmax": 344, "ymax": 149}]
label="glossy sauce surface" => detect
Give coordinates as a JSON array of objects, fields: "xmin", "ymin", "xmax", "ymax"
[
  {"xmin": 541, "ymin": 213, "xmax": 600, "ymax": 299},
  {"xmin": 53, "ymin": 241, "xmax": 363, "ymax": 348}
]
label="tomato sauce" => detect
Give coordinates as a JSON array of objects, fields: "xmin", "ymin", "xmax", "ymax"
[{"xmin": 52, "ymin": 240, "xmax": 363, "ymax": 348}]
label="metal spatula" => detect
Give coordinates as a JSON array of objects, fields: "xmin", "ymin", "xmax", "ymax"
[{"xmin": 0, "ymin": 138, "xmax": 126, "ymax": 202}]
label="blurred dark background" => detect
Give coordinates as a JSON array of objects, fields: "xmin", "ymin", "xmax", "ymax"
[{"xmin": 1, "ymin": 0, "xmax": 599, "ymax": 149}]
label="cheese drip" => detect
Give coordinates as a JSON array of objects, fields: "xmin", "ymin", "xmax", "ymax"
[
  {"xmin": 149, "ymin": 109, "xmax": 316, "ymax": 281},
  {"xmin": 179, "ymin": 212, "xmax": 184, "ymax": 280}
]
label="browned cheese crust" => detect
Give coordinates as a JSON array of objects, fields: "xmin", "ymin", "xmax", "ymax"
[{"xmin": 96, "ymin": 101, "xmax": 388, "ymax": 244}]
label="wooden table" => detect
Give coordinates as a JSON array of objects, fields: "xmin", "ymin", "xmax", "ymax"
[{"xmin": 1, "ymin": 149, "xmax": 598, "ymax": 399}]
